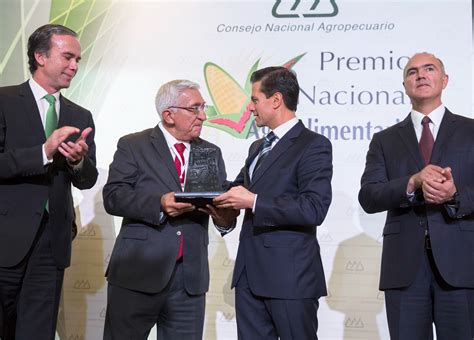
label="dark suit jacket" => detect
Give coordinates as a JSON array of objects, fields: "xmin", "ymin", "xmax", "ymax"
[
  {"xmin": 103, "ymin": 125, "xmax": 227, "ymax": 295},
  {"xmin": 359, "ymin": 109, "xmax": 474, "ymax": 290},
  {"xmin": 0, "ymin": 81, "xmax": 98, "ymax": 269},
  {"xmin": 231, "ymin": 121, "xmax": 333, "ymax": 299}
]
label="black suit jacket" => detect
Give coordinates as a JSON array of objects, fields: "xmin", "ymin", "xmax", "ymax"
[
  {"xmin": 231, "ymin": 121, "xmax": 333, "ymax": 299},
  {"xmin": 0, "ymin": 81, "xmax": 98, "ymax": 269},
  {"xmin": 359, "ymin": 109, "xmax": 474, "ymax": 290},
  {"xmin": 103, "ymin": 126, "xmax": 228, "ymax": 294}
]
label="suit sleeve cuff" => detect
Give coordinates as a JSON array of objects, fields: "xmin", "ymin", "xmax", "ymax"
[{"xmin": 67, "ymin": 157, "xmax": 85, "ymax": 171}]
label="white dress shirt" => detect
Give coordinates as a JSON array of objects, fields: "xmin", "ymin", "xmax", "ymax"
[
  {"xmin": 158, "ymin": 122, "xmax": 190, "ymax": 191},
  {"xmin": 29, "ymin": 78, "xmax": 60, "ymax": 165},
  {"xmin": 410, "ymin": 104, "xmax": 445, "ymax": 142}
]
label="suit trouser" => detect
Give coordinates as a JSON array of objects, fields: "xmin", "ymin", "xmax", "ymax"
[
  {"xmin": 235, "ymin": 269, "xmax": 320, "ymax": 340},
  {"xmin": 0, "ymin": 213, "xmax": 64, "ymax": 340},
  {"xmin": 385, "ymin": 240, "xmax": 474, "ymax": 340},
  {"xmin": 104, "ymin": 260, "xmax": 205, "ymax": 340}
]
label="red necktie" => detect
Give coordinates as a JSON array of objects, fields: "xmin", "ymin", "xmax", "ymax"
[
  {"xmin": 174, "ymin": 143, "xmax": 186, "ymax": 185},
  {"xmin": 174, "ymin": 143, "xmax": 186, "ymax": 260},
  {"xmin": 419, "ymin": 116, "xmax": 434, "ymax": 166}
]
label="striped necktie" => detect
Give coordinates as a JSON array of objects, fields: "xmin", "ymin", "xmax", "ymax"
[{"xmin": 253, "ymin": 131, "xmax": 277, "ymax": 175}]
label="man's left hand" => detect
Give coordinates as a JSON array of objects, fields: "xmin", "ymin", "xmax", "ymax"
[
  {"xmin": 58, "ymin": 127, "xmax": 92, "ymax": 164},
  {"xmin": 422, "ymin": 167, "xmax": 457, "ymax": 204},
  {"xmin": 213, "ymin": 186, "xmax": 256, "ymax": 210},
  {"xmin": 199, "ymin": 204, "xmax": 240, "ymax": 227}
]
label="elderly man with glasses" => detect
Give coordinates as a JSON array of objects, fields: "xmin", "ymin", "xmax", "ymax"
[{"xmin": 102, "ymin": 79, "xmax": 235, "ymax": 340}]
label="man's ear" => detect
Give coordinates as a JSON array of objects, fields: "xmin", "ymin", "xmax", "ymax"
[
  {"xmin": 272, "ymin": 92, "xmax": 283, "ymax": 109},
  {"xmin": 442, "ymin": 74, "xmax": 449, "ymax": 89},
  {"xmin": 35, "ymin": 51, "xmax": 45, "ymax": 67},
  {"xmin": 161, "ymin": 109, "xmax": 175, "ymax": 125}
]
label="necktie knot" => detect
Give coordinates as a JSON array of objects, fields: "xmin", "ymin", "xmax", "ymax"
[
  {"xmin": 44, "ymin": 94, "xmax": 56, "ymax": 105},
  {"xmin": 174, "ymin": 142, "xmax": 186, "ymax": 156},
  {"xmin": 421, "ymin": 116, "xmax": 431, "ymax": 127},
  {"xmin": 263, "ymin": 131, "xmax": 277, "ymax": 147}
]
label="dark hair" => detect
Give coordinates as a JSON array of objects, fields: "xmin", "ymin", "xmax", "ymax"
[
  {"xmin": 250, "ymin": 66, "xmax": 299, "ymax": 111},
  {"xmin": 27, "ymin": 24, "xmax": 77, "ymax": 74}
]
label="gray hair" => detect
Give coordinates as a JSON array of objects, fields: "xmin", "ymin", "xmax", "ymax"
[
  {"xmin": 403, "ymin": 52, "xmax": 446, "ymax": 78},
  {"xmin": 155, "ymin": 80, "xmax": 200, "ymax": 118}
]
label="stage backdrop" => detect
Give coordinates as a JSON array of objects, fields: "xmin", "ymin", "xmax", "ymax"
[{"xmin": 0, "ymin": 1, "xmax": 472, "ymax": 339}]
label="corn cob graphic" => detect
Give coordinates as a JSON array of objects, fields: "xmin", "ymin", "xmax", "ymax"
[{"xmin": 205, "ymin": 63, "xmax": 248, "ymax": 116}]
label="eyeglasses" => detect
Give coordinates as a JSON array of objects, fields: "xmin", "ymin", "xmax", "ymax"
[{"xmin": 168, "ymin": 103, "xmax": 208, "ymax": 115}]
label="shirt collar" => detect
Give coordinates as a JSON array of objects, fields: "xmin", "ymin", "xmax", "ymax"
[
  {"xmin": 158, "ymin": 122, "xmax": 191, "ymax": 151},
  {"xmin": 410, "ymin": 104, "xmax": 445, "ymax": 129},
  {"xmin": 271, "ymin": 117, "xmax": 298, "ymax": 140},
  {"xmin": 29, "ymin": 78, "xmax": 60, "ymax": 103}
]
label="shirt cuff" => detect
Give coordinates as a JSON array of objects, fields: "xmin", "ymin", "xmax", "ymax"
[
  {"xmin": 42, "ymin": 144, "xmax": 53, "ymax": 165},
  {"xmin": 406, "ymin": 191, "xmax": 415, "ymax": 202},
  {"xmin": 158, "ymin": 211, "xmax": 167, "ymax": 224},
  {"xmin": 215, "ymin": 219, "xmax": 237, "ymax": 235},
  {"xmin": 252, "ymin": 194, "xmax": 258, "ymax": 213}
]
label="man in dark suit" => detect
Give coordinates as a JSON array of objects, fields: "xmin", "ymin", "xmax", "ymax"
[
  {"xmin": 0, "ymin": 24, "xmax": 98, "ymax": 340},
  {"xmin": 103, "ymin": 79, "xmax": 235, "ymax": 339},
  {"xmin": 359, "ymin": 52, "xmax": 474, "ymax": 339},
  {"xmin": 213, "ymin": 67, "xmax": 333, "ymax": 339}
]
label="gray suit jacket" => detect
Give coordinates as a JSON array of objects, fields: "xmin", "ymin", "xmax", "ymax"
[{"xmin": 103, "ymin": 125, "xmax": 227, "ymax": 294}]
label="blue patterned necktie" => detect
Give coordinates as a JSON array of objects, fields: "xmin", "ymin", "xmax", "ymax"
[{"xmin": 253, "ymin": 131, "xmax": 277, "ymax": 175}]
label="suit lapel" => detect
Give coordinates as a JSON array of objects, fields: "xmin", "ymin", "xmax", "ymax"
[
  {"xmin": 19, "ymin": 82, "xmax": 46, "ymax": 143},
  {"xmin": 58, "ymin": 95, "xmax": 74, "ymax": 128},
  {"xmin": 430, "ymin": 109, "xmax": 456, "ymax": 165},
  {"xmin": 245, "ymin": 140, "xmax": 263, "ymax": 169},
  {"xmin": 250, "ymin": 121, "xmax": 304, "ymax": 186},
  {"xmin": 397, "ymin": 114, "xmax": 424, "ymax": 170},
  {"xmin": 238, "ymin": 140, "xmax": 262, "ymax": 187},
  {"xmin": 150, "ymin": 126, "xmax": 182, "ymax": 190}
]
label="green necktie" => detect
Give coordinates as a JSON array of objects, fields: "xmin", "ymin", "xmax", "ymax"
[
  {"xmin": 43, "ymin": 94, "xmax": 57, "ymax": 212},
  {"xmin": 44, "ymin": 94, "xmax": 58, "ymax": 138}
]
